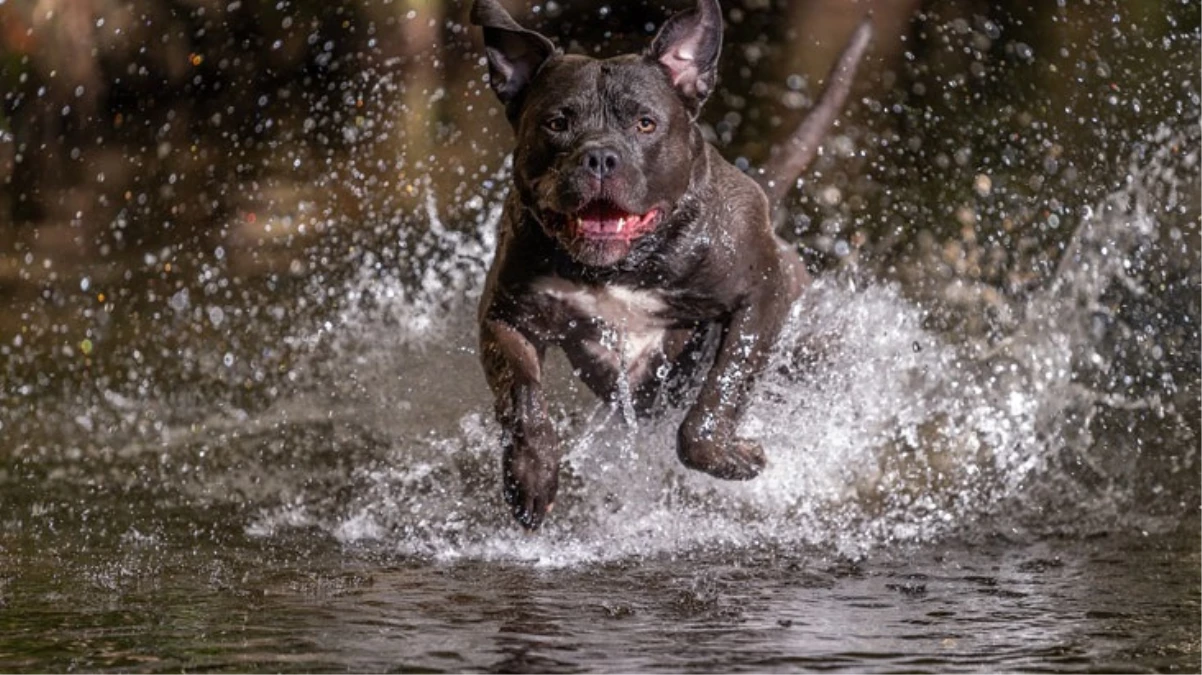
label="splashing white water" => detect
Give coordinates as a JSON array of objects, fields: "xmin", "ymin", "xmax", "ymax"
[{"xmin": 247, "ymin": 130, "xmax": 1196, "ymax": 565}]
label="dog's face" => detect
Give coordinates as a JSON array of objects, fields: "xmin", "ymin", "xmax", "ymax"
[
  {"xmin": 473, "ymin": 0, "xmax": 723, "ymax": 267},
  {"xmin": 512, "ymin": 56, "xmax": 694, "ymax": 267}
]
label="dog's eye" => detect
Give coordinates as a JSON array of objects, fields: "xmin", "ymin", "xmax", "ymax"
[
  {"xmin": 545, "ymin": 116, "xmax": 569, "ymax": 132},
  {"xmin": 636, "ymin": 117, "xmax": 657, "ymax": 134}
]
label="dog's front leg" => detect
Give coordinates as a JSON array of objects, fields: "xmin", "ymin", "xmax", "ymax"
[
  {"xmin": 480, "ymin": 317, "xmax": 560, "ymax": 529},
  {"xmin": 676, "ymin": 289, "xmax": 792, "ymax": 480}
]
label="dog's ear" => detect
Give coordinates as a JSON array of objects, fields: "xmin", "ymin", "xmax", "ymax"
[
  {"xmin": 647, "ymin": 0, "xmax": 723, "ymax": 112},
  {"xmin": 471, "ymin": 0, "xmax": 557, "ymax": 116}
]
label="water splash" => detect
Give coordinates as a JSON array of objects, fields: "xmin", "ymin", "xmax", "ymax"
[{"xmin": 245, "ymin": 128, "xmax": 1196, "ymax": 566}]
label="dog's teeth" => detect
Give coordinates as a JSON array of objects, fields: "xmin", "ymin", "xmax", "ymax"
[{"xmin": 617, "ymin": 217, "xmax": 626, "ymax": 232}]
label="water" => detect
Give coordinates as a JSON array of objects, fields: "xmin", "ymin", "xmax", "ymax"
[
  {"xmin": 2, "ymin": 4, "xmax": 1199, "ymax": 669},
  {"xmin": 2, "ymin": 128, "xmax": 1198, "ymax": 670},
  {"xmin": 1, "ymin": 532, "xmax": 1197, "ymax": 672}
]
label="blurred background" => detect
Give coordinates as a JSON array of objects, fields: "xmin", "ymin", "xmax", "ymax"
[
  {"xmin": 2, "ymin": 0, "xmax": 1195, "ymax": 257},
  {"xmin": 0, "ymin": 0, "xmax": 1197, "ymax": 417}
]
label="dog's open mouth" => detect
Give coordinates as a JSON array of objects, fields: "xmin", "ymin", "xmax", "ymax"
[{"xmin": 567, "ymin": 201, "xmax": 660, "ymax": 241}]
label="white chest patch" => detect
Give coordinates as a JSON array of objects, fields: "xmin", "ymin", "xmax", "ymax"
[
  {"xmin": 531, "ymin": 276, "xmax": 670, "ymax": 373},
  {"xmin": 533, "ymin": 277, "xmax": 668, "ymax": 328}
]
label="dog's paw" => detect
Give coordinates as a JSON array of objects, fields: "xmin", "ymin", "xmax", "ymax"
[
  {"xmin": 677, "ymin": 436, "xmax": 767, "ymax": 480},
  {"xmin": 502, "ymin": 443, "xmax": 560, "ymax": 530}
]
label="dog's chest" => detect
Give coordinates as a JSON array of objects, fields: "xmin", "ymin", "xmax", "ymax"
[{"xmin": 531, "ymin": 276, "xmax": 670, "ymax": 371}]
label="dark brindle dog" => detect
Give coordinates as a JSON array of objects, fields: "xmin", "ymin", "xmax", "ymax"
[{"xmin": 471, "ymin": 0, "xmax": 871, "ymax": 529}]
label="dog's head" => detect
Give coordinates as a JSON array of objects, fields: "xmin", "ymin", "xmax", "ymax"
[{"xmin": 472, "ymin": 0, "xmax": 722, "ymax": 268}]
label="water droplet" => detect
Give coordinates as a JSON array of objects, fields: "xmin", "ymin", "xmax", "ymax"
[
  {"xmin": 820, "ymin": 185, "xmax": 842, "ymax": 206},
  {"xmin": 973, "ymin": 174, "xmax": 993, "ymax": 197},
  {"xmin": 207, "ymin": 306, "xmax": 225, "ymax": 327},
  {"xmin": 169, "ymin": 289, "xmax": 190, "ymax": 312}
]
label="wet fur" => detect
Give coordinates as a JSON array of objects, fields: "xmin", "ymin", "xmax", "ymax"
[{"xmin": 471, "ymin": 0, "xmax": 871, "ymax": 529}]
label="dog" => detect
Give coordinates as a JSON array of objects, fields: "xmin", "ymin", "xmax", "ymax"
[{"xmin": 471, "ymin": 0, "xmax": 871, "ymax": 529}]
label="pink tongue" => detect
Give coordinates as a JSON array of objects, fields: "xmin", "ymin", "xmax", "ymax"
[
  {"xmin": 579, "ymin": 215, "xmax": 623, "ymax": 234},
  {"xmin": 578, "ymin": 205, "xmax": 631, "ymax": 235}
]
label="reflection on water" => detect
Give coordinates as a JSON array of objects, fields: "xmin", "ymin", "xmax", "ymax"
[{"xmin": 1, "ymin": 517, "xmax": 1197, "ymax": 672}]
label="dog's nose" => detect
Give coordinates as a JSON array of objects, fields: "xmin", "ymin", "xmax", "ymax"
[{"xmin": 582, "ymin": 148, "xmax": 620, "ymax": 178}]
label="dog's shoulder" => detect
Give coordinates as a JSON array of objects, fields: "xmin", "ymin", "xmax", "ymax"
[{"xmin": 699, "ymin": 144, "xmax": 773, "ymax": 232}]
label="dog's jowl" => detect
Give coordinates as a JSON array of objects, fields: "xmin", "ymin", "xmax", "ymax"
[{"xmin": 472, "ymin": 0, "xmax": 870, "ymax": 529}]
